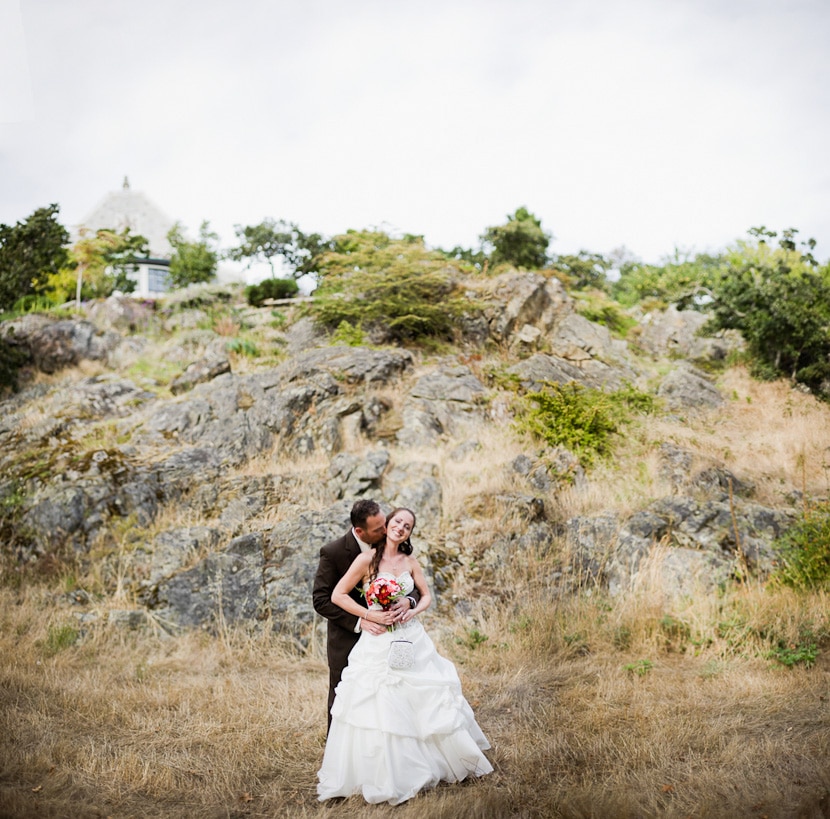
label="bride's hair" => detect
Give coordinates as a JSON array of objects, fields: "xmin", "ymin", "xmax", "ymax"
[{"xmin": 369, "ymin": 507, "xmax": 417, "ymax": 582}]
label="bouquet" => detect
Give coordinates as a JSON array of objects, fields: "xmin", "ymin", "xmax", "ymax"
[{"xmin": 364, "ymin": 576, "xmax": 404, "ymax": 610}]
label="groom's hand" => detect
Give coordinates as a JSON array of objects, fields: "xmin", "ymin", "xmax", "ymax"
[
  {"xmin": 360, "ymin": 618, "xmax": 387, "ymax": 636},
  {"xmin": 390, "ymin": 598, "xmax": 411, "ymax": 623}
]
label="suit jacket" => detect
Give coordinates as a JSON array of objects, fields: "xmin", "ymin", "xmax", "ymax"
[{"xmin": 312, "ymin": 529, "xmax": 365, "ymax": 680}]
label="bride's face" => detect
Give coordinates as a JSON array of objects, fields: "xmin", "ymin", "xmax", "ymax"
[{"xmin": 386, "ymin": 511, "xmax": 414, "ymax": 544}]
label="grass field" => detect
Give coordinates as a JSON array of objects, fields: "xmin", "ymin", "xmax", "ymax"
[{"xmin": 2, "ymin": 367, "xmax": 830, "ymax": 818}]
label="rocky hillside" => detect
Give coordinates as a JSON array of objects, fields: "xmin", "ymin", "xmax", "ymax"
[{"xmin": 0, "ymin": 271, "xmax": 811, "ymax": 643}]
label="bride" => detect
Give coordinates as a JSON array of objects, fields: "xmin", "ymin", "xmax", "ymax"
[{"xmin": 316, "ymin": 507, "xmax": 493, "ymax": 805}]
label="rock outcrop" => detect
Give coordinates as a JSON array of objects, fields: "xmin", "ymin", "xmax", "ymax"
[{"xmin": 0, "ymin": 282, "xmax": 801, "ymax": 637}]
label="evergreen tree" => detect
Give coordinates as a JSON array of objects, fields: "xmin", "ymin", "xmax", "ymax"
[
  {"xmin": 481, "ymin": 207, "xmax": 550, "ymax": 270},
  {"xmin": 0, "ymin": 205, "xmax": 69, "ymax": 311}
]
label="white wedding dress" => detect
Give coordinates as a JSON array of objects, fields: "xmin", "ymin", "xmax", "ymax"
[{"xmin": 317, "ymin": 571, "xmax": 493, "ymax": 805}]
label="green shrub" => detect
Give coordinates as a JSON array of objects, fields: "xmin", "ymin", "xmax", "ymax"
[
  {"xmin": 308, "ymin": 230, "xmax": 470, "ymax": 344},
  {"xmin": 225, "ymin": 338, "xmax": 259, "ymax": 357},
  {"xmin": 457, "ymin": 628, "xmax": 489, "ymax": 650},
  {"xmin": 245, "ymin": 277, "xmax": 299, "ymax": 307},
  {"xmin": 43, "ymin": 623, "xmax": 79, "ymax": 656},
  {"xmin": 767, "ymin": 631, "xmax": 819, "ymax": 669},
  {"xmin": 622, "ymin": 659, "xmax": 654, "ymax": 676},
  {"xmin": 575, "ymin": 297, "xmax": 637, "ymax": 337},
  {"xmin": 771, "ymin": 503, "xmax": 830, "ymax": 589},
  {"xmin": 331, "ymin": 320, "xmax": 366, "ymax": 347},
  {"xmin": 514, "ymin": 381, "xmax": 656, "ymax": 466}
]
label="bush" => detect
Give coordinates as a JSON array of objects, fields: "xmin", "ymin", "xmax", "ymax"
[
  {"xmin": 574, "ymin": 294, "xmax": 637, "ymax": 337},
  {"xmin": 225, "ymin": 338, "xmax": 259, "ymax": 357},
  {"xmin": 702, "ymin": 229, "xmax": 830, "ymax": 393},
  {"xmin": 245, "ymin": 277, "xmax": 299, "ymax": 307},
  {"xmin": 43, "ymin": 623, "xmax": 79, "ymax": 656},
  {"xmin": 309, "ymin": 230, "xmax": 470, "ymax": 343},
  {"xmin": 481, "ymin": 207, "xmax": 550, "ymax": 270},
  {"xmin": 515, "ymin": 381, "xmax": 656, "ymax": 466},
  {"xmin": 771, "ymin": 503, "xmax": 830, "ymax": 590},
  {"xmin": 331, "ymin": 320, "xmax": 365, "ymax": 347}
]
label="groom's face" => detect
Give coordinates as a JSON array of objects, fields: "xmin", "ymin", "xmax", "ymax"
[{"xmin": 358, "ymin": 512, "xmax": 387, "ymax": 545}]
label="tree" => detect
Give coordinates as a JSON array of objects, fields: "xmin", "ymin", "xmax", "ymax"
[
  {"xmin": 0, "ymin": 204, "xmax": 69, "ymax": 312},
  {"xmin": 309, "ymin": 230, "xmax": 470, "ymax": 343},
  {"xmin": 102, "ymin": 229, "xmax": 150, "ymax": 294},
  {"xmin": 481, "ymin": 207, "xmax": 551, "ymax": 270},
  {"xmin": 228, "ymin": 218, "xmax": 331, "ymax": 280},
  {"xmin": 703, "ymin": 228, "xmax": 830, "ymax": 391},
  {"xmin": 611, "ymin": 249, "xmax": 724, "ymax": 309},
  {"xmin": 553, "ymin": 251, "xmax": 612, "ymax": 291},
  {"xmin": 45, "ymin": 228, "xmax": 149, "ymax": 304},
  {"xmin": 435, "ymin": 244, "xmax": 488, "ymax": 273},
  {"xmin": 167, "ymin": 221, "xmax": 219, "ymax": 288}
]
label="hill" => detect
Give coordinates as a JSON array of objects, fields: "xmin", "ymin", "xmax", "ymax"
[{"xmin": 0, "ymin": 272, "xmax": 828, "ymax": 818}]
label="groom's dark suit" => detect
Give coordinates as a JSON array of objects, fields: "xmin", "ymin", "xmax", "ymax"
[{"xmin": 312, "ymin": 529, "xmax": 365, "ymax": 721}]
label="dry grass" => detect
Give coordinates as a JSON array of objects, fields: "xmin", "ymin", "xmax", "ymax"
[
  {"xmin": 657, "ymin": 367, "xmax": 830, "ymax": 505},
  {"xmin": 547, "ymin": 367, "xmax": 830, "ymax": 522},
  {"xmin": 2, "ymin": 568, "xmax": 828, "ymax": 819},
  {"xmin": 5, "ymin": 354, "xmax": 830, "ymax": 817}
]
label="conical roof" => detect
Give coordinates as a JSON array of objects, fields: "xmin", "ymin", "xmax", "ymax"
[{"xmin": 77, "ymin": 177, "xmax": 174, "ymax": 257}]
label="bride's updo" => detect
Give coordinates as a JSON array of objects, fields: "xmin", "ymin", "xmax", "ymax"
[{"xmin": 369, "ymin": 507, "xmax": 416, "ymax": 582}]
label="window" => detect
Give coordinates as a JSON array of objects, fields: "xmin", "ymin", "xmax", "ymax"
[{"xmin": 147, "ymin": 266, "xmax": 171, "ymax": 293}]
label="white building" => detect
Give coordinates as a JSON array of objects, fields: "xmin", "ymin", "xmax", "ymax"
[{"xmin": 75, "ymin": 177, "xmax": 175, "ymax": 299}]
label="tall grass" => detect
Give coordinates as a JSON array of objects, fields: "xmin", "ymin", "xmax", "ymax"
[
  {"xmin": 2, "ymin": 561, "xmax": 828, "ymax": 819},
  {"xmin": 4, "ymin": 349, "xmax": 830, "ymax": 816}
]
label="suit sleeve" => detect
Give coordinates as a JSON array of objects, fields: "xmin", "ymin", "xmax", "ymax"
[{"xmin": 313, "ymin": 546, "xmax": 361, "ymax": 633}]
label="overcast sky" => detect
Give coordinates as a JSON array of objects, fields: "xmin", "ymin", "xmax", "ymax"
[{"xmin": 2, "ymin": 0, "xmax": 829, "ymax": 272}]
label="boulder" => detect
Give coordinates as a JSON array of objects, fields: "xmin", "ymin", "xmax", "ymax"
[
  {"xmin": 481, "ymin": 271, "xmax": 572, "ymax": 342},
  {"xmin": 278, "ymin": 345, "xmax": 414, "ymax": 385},
  {"xmin": 0, "ymin": 316, "xmax": 121, "ymax": 374},
  {"xmin": 507, "ymin": 353, "xmax": 604, "ymax": 392},
  {"xmin": 658, "ymin": 363, "xmax": 723, "ymax": 410},
  {"xmin": 638, "ymin": 305, "xmax": 744, "ymax": 362},
  {"xmin": 148, "ymin": 531, "xmax": 264, "ymax": 632},
  {"xmin": 169, "ymin": 357, "xmax": 232, "ymax": 395},
  {"xmin": 85, "ymin": 296, "xmax": 155, "ymax": 333}
]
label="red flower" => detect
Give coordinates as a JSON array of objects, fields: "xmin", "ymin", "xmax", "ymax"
[{"xmin": 365, "ymin": 577, "xmax": 403, "ymax": 610}]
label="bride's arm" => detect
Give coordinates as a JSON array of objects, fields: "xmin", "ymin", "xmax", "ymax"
[
  {"xmin": 332, "ymin": 554, "xmax": 395, "ymax": 627},
  {"xmin": 407, "ymin": 558, "xmax": 432, "ymax": 616}
]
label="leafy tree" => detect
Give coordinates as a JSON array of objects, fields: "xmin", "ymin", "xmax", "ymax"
[
  {"xmin": 105, "ymin": 230, "xmax": 151, "ymax": 294},
  {"xmin": 553, "ymin": 251, "xmax": 612, "ymax": 291},
  {"xmin": 309, "ymin": 230, "xmax": 470, "ymax": 343},
  {"xmin": 0, "ymin": 204, "xmax": 69, "ymax": 312},
  {"xmin": 481, "ymin": 207, "xmax": 551, "ymax": 270},
  {"xmin": 167, "ymin": 221, "xmax": 219, "ymax": 288},
  {"xmin": 703, "ymin": 228, "xmax": 830, "ymax": 391},
  {"xmin": 46, "ymin": 228, "xmax": 149, "ymax": 303},
  {"xmin": 611, "ymin": 249, "xmax": 724, "ymax": 309},
  {"xmin": 228, "ymin": 218, "xmax": 331, "ymax": 280}
]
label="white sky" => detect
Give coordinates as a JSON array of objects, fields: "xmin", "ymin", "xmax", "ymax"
[{"xmin": 1, "ymin": 0, "xmax": 829, "ymax": 272}]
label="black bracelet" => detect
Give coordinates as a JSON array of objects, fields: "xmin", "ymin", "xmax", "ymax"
[{"xmin": 407, "ymin": 596, "xmax": 416, "ymax": 609}]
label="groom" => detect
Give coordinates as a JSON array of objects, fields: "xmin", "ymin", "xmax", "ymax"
[{"xmin": 312, "ymin": 499, "xmax": 419, "ymax": 728}]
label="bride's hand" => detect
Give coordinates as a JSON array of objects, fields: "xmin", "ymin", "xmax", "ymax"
[{"xmin": 374, "ymin": 610, "xmax": 395, "ymax": 626}]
